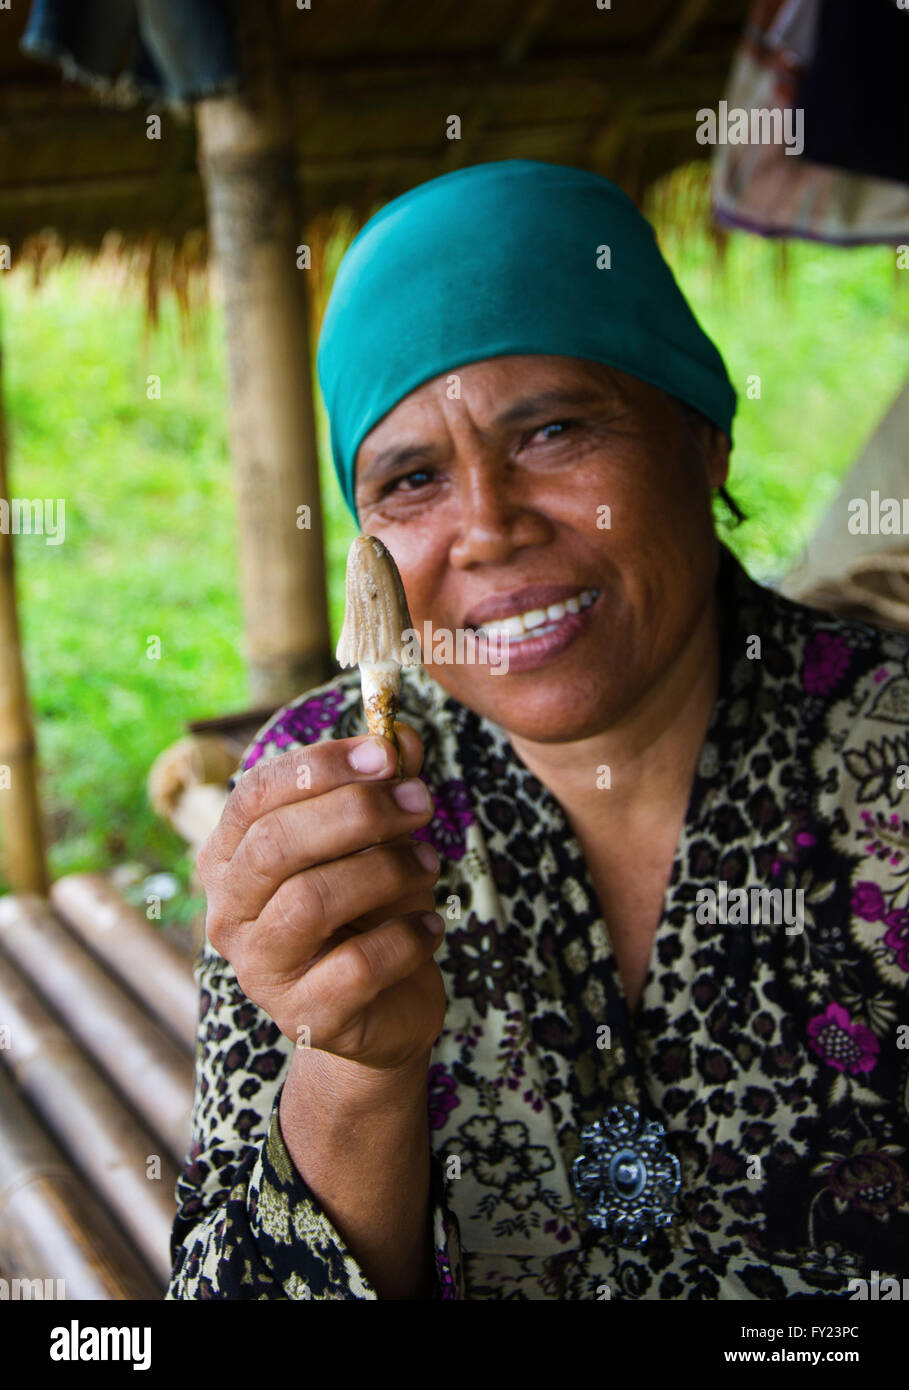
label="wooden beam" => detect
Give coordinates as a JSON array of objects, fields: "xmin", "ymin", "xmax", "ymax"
[
  {"xmin": 645, "ymin": 0, "xmax": 718, "ymax": 67},
  {"xmin": 0, "ymin": 318, "xmax": 48, "ymax": 894},
  {"xmin": 195, "ymin": 0, "xmax": 333, "ymax": 707},
  {"xmin": 0, "ymin": 51, "xmax": 731, "ymax": 254},
  {"xmin": 0, "ymin": 50, "xmax": 733, "ymax": 188},
  {"xmin": 500, "ymin": 0, "xmax": 560, "ymax": 65}
]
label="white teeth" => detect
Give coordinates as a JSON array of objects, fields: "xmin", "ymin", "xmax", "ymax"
[
  {"xmin": 522, "ymin": 608, "xmax": 548, "ymax": 630},
  {"xmin": 480, "ymin": 588, "xmax": 599, "ymax": 637},
  {"xmin": 484, "ymin": 615, "xmax": 525, "ymax": 637}
]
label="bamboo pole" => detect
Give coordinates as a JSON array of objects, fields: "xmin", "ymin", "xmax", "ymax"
[
  {"xmin": 0, "ymin": 324, "xmax": 48, "ymax": 894},
  {"xmin": 0, "ymin": 895, "xmax": 193, "ymax": 1165},
  {"xmin": 0, "ymin": 1065, "xmax": 159, "ymax": 1300},
  {"xmin": 0, "ymin": 955, "xmax": 179, "ymax": 1286},
  {"xmin": 194, "ymin": 0, "xmax": 333, "ymax": 708},
  {"xmin": 51, "ymin": 873, "xmax": 198, "ymax": 1054}
]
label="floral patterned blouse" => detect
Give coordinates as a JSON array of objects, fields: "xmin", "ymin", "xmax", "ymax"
[{"xmin": 167, "ymin": 542, "xmax": 909, "ymax": 1300}]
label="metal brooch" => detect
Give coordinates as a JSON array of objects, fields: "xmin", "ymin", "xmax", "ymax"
[{"xmin": 572, "ymin": 1104, "xmax": 682, "ymax": 1247}]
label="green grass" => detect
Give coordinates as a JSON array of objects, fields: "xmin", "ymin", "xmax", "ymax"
[
  {"xmin": 0, "ymin": 165, "xmax": 906, "ymax": 901},
  {"xmin": 2, "ymin": 260, "xmax": 242, "ymax": 900}
]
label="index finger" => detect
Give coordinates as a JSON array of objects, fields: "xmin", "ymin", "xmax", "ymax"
[{"xmin": 208, "ymin": 722, "xmax": 425, "ymax": 862}]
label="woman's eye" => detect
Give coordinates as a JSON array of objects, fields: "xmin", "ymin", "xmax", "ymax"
[
  {"xmin": 387, "ymin": 467, "xmax": 434, "ymax": 493},
  {"xmin": 533, "ymin": 419, "xmax": 578, "ymax": 442}
]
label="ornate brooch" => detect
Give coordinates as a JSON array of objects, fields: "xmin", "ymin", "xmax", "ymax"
[{"xmin": 572, "ymin": 1104, "xmax": 682, "ymax": 1247}]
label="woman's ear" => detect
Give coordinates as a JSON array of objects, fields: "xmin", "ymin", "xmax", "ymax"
[
  {"xmin": 705, "ymin": 426, "xmax": 731, "ymax": 491},
  {"xmin": 686, "ymin": 414, "xmax": 731, "ymax": 492},
  {"xmin": 672, "ymin": 396, "xmax": 731, "ymax": 492}
]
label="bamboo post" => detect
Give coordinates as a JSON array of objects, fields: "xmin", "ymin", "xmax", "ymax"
[
  {"xmin": 0, "ymin": 895, "xmax": 193, "ymax": 1165},
  {"xmin": 0, "ymin": 1066, "xmax": 160, "ymax": 1299},
  {"xmin": 194, "ymin": 0, "xmax": 333, "ymax": 708},
  {"xmin": 0, "ymin": 324, "xmax": 48, "ymax": 893},
  {"xmin": 51, "ymin": 873, "xmax": 198, "ymax": 1054},
  {"xmin": 0, "ymin": 955, "xmax": 179, "ymax": 1286}
]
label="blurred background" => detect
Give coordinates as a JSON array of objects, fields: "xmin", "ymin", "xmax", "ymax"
[{"xmin": 0, "ymin": 0, "xmax": 906, "ymax": 1300}]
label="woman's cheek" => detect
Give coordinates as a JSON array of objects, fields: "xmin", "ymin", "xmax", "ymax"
[{"xmin": 384, "ymin": 541, "xmax": 448, "ymax": 627}]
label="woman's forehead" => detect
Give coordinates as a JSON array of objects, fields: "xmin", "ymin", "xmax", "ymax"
[{"xmin": 358, "ymin": 356, "xmax": 631, "ymax": 454}]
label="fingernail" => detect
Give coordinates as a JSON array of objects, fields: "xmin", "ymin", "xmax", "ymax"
[
  {"xmin": 422, "ymin": 912, "xmax": 445, "ymax": 936},
  {"xmin": 412, "ymin": 840, "xmax": 440, "ymax": 872},
  {"xmin": 348, "ymin": 739, "xmax": 389, "ymax": 774},
  {"xmin": 393, "ymin": 778, "xmax": 433, "ymax": 813}
]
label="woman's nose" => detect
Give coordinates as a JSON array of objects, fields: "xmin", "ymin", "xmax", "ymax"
[{"xmin": 447, "ymin": 463, "xmax": 551, "ymax": 569}]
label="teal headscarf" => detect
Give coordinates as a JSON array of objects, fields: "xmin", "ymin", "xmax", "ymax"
[{"xmin": 317, "ymin": 159, "xmax": 736, "ymax": 519}]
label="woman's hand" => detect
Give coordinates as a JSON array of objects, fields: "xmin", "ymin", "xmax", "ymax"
[{"xmin": 196, "ymin": 723, "xmax": 446, "ymax": 1073}]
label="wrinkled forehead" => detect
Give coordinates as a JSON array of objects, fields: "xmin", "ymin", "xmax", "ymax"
[{"xmin": 353, "ymin": 355, "xmax": 654, "ymax": 474}]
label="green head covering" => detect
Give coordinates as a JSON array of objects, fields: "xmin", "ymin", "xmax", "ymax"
[{"xmin": 317, "ymin": 159, "xmax": 736, "ymax": 519}]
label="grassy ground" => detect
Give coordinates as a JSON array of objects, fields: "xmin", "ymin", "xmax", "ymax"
[{"xmin": 1, "ymin": 165, "xmax": 906, "ymax": 906}]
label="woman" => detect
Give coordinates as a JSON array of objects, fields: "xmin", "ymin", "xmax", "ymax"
[{"xmin": 168, "ymin": 160, "xmax": 909, "ymax": 1300}]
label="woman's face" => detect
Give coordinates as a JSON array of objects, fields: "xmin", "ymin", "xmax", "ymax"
[{"xmin": 354, "ymin": 355, "xmax": 730, "ymax": 744}]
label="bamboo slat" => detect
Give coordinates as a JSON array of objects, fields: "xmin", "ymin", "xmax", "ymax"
[
  {"xmin": 50, "ymin": 874, "xmax": 198, "ymax": 1054},
  {"xmin": 0, "ymin": 954, "xmax": 179, "ymax": 1286},
  {"xmin": 0, "ymin": 1066, "xmax": 159, "ymax": 1300},
  {"xmin": 0, "ymin": 895, "xmax": 193, "ymax": 1165}
]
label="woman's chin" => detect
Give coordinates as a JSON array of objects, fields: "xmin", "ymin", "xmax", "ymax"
[{"xmin": 443, "ymin": 667, "xmax": 619, "ymax": 744}]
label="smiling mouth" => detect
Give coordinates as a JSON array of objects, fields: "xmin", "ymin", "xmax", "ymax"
[{"xmin": 472, "ymin": 587, "xmax": 601, "ymax": 641}]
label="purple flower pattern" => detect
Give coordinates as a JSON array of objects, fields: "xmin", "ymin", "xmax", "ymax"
[
  {"xmin": 883, "ymin": 911, "xmax": 909, "ymax": 972},
  {"xmin": 851, "ymin": 880, "xmax": 886, "ymax": 922},
  {"xmin": 242, "ymin": 691, "xmax": 345, "ymax": 769},
  {"xmin": 413, "ymin": 777, "xmax": 474, "ymax": 861},
  {"xmin": 801, "ymin": 631, "xmax": 852, "ymax": 696},
  {"xmin": 427, "ymin": 1063, "xmax": 461, "ymax": 1130},
  {"xmin": 807, "ymin": 1003, "xmax": 879, "ymax": 1076}
]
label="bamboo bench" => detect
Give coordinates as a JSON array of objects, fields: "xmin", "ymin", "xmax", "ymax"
[{"xmin": 0, "ymin": 874, "xmax": 198, "ymax": 1300}]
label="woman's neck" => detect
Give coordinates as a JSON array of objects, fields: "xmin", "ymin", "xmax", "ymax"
[{"xmin": 506, "ymin": 596, "xmax": 721, "ymax": 837}]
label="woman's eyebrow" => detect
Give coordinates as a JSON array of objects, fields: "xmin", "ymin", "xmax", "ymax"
[{"xmin": 493, "ymin": 387, "xmax": 609, "ymax": 426}]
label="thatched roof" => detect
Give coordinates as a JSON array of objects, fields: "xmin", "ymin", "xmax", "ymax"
[{"xmin": 0, "ymin": 0, "xmax": 747, "ymax": 260}]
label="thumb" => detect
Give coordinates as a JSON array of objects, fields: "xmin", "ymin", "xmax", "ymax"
[{"xmin": 393, "ymin": 721, "xmax": 425, "ymax": 780}]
